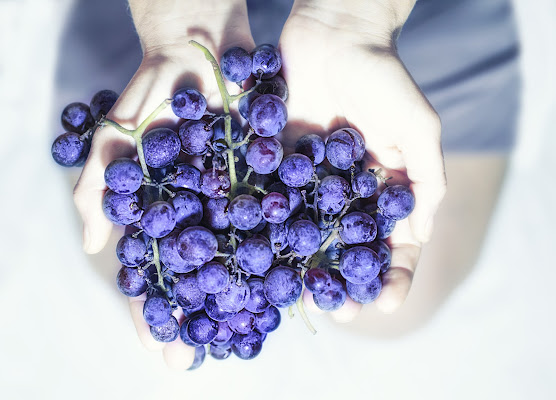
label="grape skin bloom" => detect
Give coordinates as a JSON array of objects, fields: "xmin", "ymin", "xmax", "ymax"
[
  {"xmin": 339, "ymin": 246, "xmax": 381, "ymax": 284},
  {"xmin": 248, "ymin": 94, "xmax": 287, "ymax": 137},
  {"xmin": 246, "ymin": 137, "xmax": 283, "ymax": 174},
  {"xmin": 278, "ymin": 153, "xmax": 314, "ymax": 188},
  {"xmin": 142, "ymin": 128, "xmax": 181, "ymax": 168},
  {"xmin": 287, "ymin": 220, "xmax": 321, "ymax": 256}
]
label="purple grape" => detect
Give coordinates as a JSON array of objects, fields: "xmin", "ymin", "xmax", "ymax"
[
  {"xmin": 377, "ymin": 185, "xmax": 415, "ymax": 220},
  {"xmin": 256, "ymin": 75, "xmax": 288, "ymax": 101},
  {"xmin": 287, "ymin": 220, "xmax": 321, "ymax": 256},
  {"xmin": 142, "ymin": 128, "xmax": 181, "ymax": 168},
  {"xmin": 61, "ymin": 102, "xmax": 94, "ymax": 133},
  {"xmin": 255, "ymin": 305, "xmax": 281, "ymax": 333},
  {"xmin": 228, "ymin": 310, "xmax": 256, "ymax": 334},
  {"xmin": 339, "ymin": 212, "xmax": 377, "ymax": 244},
  {"xmin": 213, "ymin": 321, "xmax": 233, "ymax": 345},
  {"xmin": 325, "ymin": 128, "xmax": 366, "ymax": 170},
  {"xmin": 352, "ymin": 171, "xmax": 378, "ymax": 198},
  {"xmin": 251, "ymin": 44, "xmax": 281, "ymax": 78},
  {"xmin": 236, "ymin": 235, "xmax": 274, "ymax": 275},
  {"xmin": 368, "ymin": 241, "xmax": 392, "ymax": 274},
  {"xmin": 221, "ymin": 46, "xmax": 252, "ymax": 82},
  {"xmin": 188, "ymin": 345, "xmax": 207, "ymax": 370},
  {"xmin": 313, "ymin": 278, "xmax": 346, "ymax": 311},
  {"xmin": 203, "ymin": 198, "xmax": 230, "ymax": 231},
  {"xmin": 176, "ymin": 226, "xmax": 218, "ymax": 266},
  {"xmin": 346, "ymin": 276, "xmax": 382, "ymax": 304},
  {"xmin": 159, "ymin": 234, "xmax": 196, "ymax": 273},
  {"xmin": 171, "ymin": 164, "xmax": 202, "ymax": 193},
  {"xmin": 187, "ymin": 313, "xmax": 218, "ymax": 345},
  {"xmin": 205, "ymin": 295, "xmax": 238, "ymax": 322},
  {"xmin": 179, "ymin": 319, "xmax": 201, "ymax": 347},
  {"xmin": 210, "ymin": 342, "xmax": 232, "ymax": 360},
  {"xmin": 303, "ymin": 268, "xmax": 332, "ymax": 294},
  {"xmin": 261, "ymin": 192, "xmax": 290, "ymax": 224},
  {"xmin": 245, "ymin": 137, "xmax": 283, "ymax": 174},
  {"xmin": 215, "ymin": 279, "xmax": 250, "ymax": 313},
  {"xmin": 264, "ymin": 222, "xmax": 288, "ymax": 254},
  {"xmin": 171, "ymin": 88, "xmax": 207, "ymax": 120},
  {"xmin": 200, "ymin": 169, "xmax": 231, "ymax": 199},
  {"xmin": 278, "ymin": 153, "xmax": 314, "ymax": 188},
  {"xmin": 179, "ymin": 120, "xmax": 213, "ymax": 155},
  {"xmin": 89, "ymin": 89, "xmax": 118, "ymax": 120},
  {"xmin": 245, "ymin": 278, "xmax": 270, "ymax": 313},
  {"xmin": 339, "ymin": 246, "xmax": 380, "ymax": 284},
  {"xmin": 51, "ymin": 132, "xmax": 89, "ymax": 167},
  {"xmin": 102, "ymin": 190, "xmax": 142, "ymax": 225},
  {"xmin": 116, "ymin": 234, "xmax": 147, "ymax": 267},
  {"xmin": 364, "ymin": 204, "xmax": 397, "ymax": 239},
  {"xmin": 150, "ymin": 316, "xmax": 179, "ymax": 342},
  {"xmin": 212, "ymin": 117, "xmax": 242, "ymax": 152},
  {"xmin": 116, "ymin": 266, "xmax": 147, "ymax": 297},
  {"xmin": 228, "ymin": 194, "xmax": 262, "ymax": 231},
  {"xmin": 239, "ymin": 90, "xmax": 261, "ymax": 120},
  {"xmin": 171, "ymin": 191, "xmax": 203, "ymax": 227},
  {"xmin": 230, "ymin": 331, "xmax": 264, "ymax": 360},
  {"xmin": 173, "ymin": 273, "xmax": 206, "ymax": 310},
  {"xmin": 317, "ymin": 175, "xmax": 350, "ymax": 214},
  {"xmin": 104, "ymin": 158, "xmax": 143, "ymax": 194},
  {"xmin": 140, "ymin": 201, "xmax": 176, "ymax": 238},
  {"xmin": 295, "ymin": 134, "xmax": 325, "ymax": 165},
  {"xmin": 196, "ymin": 262, "xmax": 230, "ymax": 294},
  {"xmin": 182, "ymin": 302, "xmax": 206, "ymax": 317},
  {"xmin": 143, "ymin": 293, "xmax": 172, "ymax": 327},
  {"xmin": 248, "ymin": 94, "xmax": 287, "ymax": 137},
  {"xmin": 263, "ymin": 266, "xmax": 302, "ymax": 308},
  {"xmin": 267, "ymin": 182, "xmax": 303, "ymax": 213}
]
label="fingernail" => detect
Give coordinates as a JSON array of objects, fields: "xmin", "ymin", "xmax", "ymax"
[{"xmin": 83, "ymin": 225, "xmax": 90, "ymax": 251}]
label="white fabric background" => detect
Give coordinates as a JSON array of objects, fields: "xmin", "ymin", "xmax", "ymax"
[{"xmin": 0, "ymin": 0, "xmax": 555, "ymax": 399}]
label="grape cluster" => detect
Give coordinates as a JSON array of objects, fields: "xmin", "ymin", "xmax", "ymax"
[{"xmin": 52, "ymin": 41, "xmax": 415, "ymax": 369}]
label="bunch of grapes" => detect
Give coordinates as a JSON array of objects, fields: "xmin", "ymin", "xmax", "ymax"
[{"xmin": 51, "ymin": 41, "xmax": 415, "ymax": 369}]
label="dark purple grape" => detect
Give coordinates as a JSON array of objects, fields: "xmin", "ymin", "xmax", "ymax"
[
  {"xmin": 230, "ymin": 331, "xmax": 264, "ymax": 360},
  {"xmin": 287, "ymin": 220, "xmax": 321, "ymax": 256},
  {"xmin": 182, "ymin": 301, "xmax": 206, "ymax": 317},
  {"xmin": 346, "ymin": 276, "xmax": 382, "ymax": 304},
  {"xmin": 205, "ymin": 295, "xmax": 238, "ymax": 322},
  {"xmin": 364, "ymin": 204, "xmax": 397, "ymax": 239},
  {"xmin": 171, "ymin": 191, "xmax": 203, "ymax": 227},
  {"xmin": 210, "ymin": 342, "xmax": 232, "ymax": 360},
  {"xmin": 143, "ymin": 293, "xmax": 172, "ymax": 327},
  {"xmin": 173, "ymin": 273, "xmax": 206, "ymax": 310},
  {"xmin": 150, "ymin": 315, "xmax": 180, "ymax": 342},
  {"xmin": 61, "ymin": 102, "xmax": 94, "ymax": 133},
  {"xmin": 171, "ymin": 88, "xmax": 207, "ymax": 120},
  {"xmin": 239, "ymin": 90, "xmax": 261, "ymax": 120},
  {"xmin": 176, "ymin": 226, "xmax": 218, "ymax": 266},
  {"xmin": 339, "ymin": 211, "xmax": 377, "ymax": 244},
  {"xmin": 213, "ymin": 321, "xmax": 233, "ymax": 345},
  {"xmin": 140, "ymin": 201, "xmax": 176, "ymax": 238},
  {"xmin": 197, "ymin": 261, "xmax": 230, "ymax": 294},
  {"xmin": 203, "ymin": 198, "xmax": 230, "ymax": 231},
  {"xmin": 248, "ymin": 94, "xmax": 287, "ymax": 137},
  {"xmin": 51, "ymin": 132, "xmax": 89, "ymax": 167},
  {"xmin": 179, "ymin": 120, "xmax": 214, "ymax": 156},
  {"xmin": 377, "ymin": 185, "xmax": 415, "ymax": 220},
  {"xmin": 159, "ymin": 234, "xmax": 196, "ymax": 273},
  {"xmin": 116, "ymin": 234, "xmax": 147, "ymax": 267},
  {"xmin": 221, "ymin": 47, "xmax": 252, "ymax": 82},
  {"xmin": 325, "ymin": 128, "xmax": 366, "ymax": 170},
  {"xmin": 263, "ymin": 222, "xmax": 288, "ymax": 254},
  {"xmin": 200, "ymin": 169, "xmax": 231, "ymax": 199},
  {"xmin": 142, "ymin": 128, "xmax": 181, "ymax": 168},
  {"xmin": 102, "ymin": 190, "xmax": 142, "ymax": 225},
  {"xmin": 245, "ymin": 137, "xmax": 283, "ymax": 174},
  {"xmin": 263, "ymin": 266, "xmax": 302, "ymax": 308},
  {"xmin": 251, "ymin": 44, "xmax": 281, "ymax": 78},
  {"xmin": 228, "ymin": 194, "xmax": 262, "ymax": 231},
  {"xmin": 278, "ymin": 153, "xmax": 314, "ymax": 188},
  {"xmin": 317, "ymin": 175, "xmax": 350, "ymax": 214},
  {"xmin": 303, "ymin": 268, "xmax": 332, "ymax": 294},
  {"xmin": 368, "ymin": 241, "xmax": 391, "ymax": 274},
  {"xmin": 187, "ymin": 313, "xmax": 218, "ymax": 345},
  {"xmin": 255, "ymin": 305, "xmax": 281, "ymax": 333},
  {"xmin": 339, "ymin": 246, "xmax": 380, "ymax": 284},
  {"xmin": 215, "ymin": 279, "xmax": 250, "ymax": 313},
  {"xmin": 352, "ymin": 171, "xmax": 378, "ymax": 198},
  {"xmin": 104, "ymin": 158, "xmax": 143, "ymax": 194},
  {"xmin": 179, "ymin": 319, "xmax": 201, "ymax": 347},
  {"xmin": 236, "ymin": 235, "xmax": 274, "ymax": 275},
  {"xmin": 116, "ymin": 266, "xmax": 147, "ymax": 297},
  {"xmin": 261, "ymin": 192, "xmax": 290, "ymax": 224},
  {"xmin": 256, "ymin": 75, "xmax": 288, "ymax": 101},
  {"xmin": 295, "ymin": 134, "xmax": 325, "ymax": 165},
  {"xmin": 245, "ymin": 278, "xmax": 270, "ymax": 313},
  {"xmin": 89, "ymin": 89, "xmax": 118, "ymax": 120},
  {"xmin": 212, "ymin": 117, "xmax": 242, "ymax": 152},
  {"xmin": 313, "ymin": 278, "xmax": 346, "ymax": 311},
  {"xmin": 172, "ymin": 164, "xmax": 202, "ymax": 193},
  {"xmin": 228, "ymin": 310, "xmax": 256, "ymax": 334},
  {"xmin": 187, "ymin": 345, "xmax": 207, "ymax": 370}
]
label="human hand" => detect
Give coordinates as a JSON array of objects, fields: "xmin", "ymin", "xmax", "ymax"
[{"xmin": 278, "ymin": 0, "xmax": 446, "ymax": 319}]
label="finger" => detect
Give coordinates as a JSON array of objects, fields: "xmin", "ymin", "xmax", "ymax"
[
  {"xmin": 330, "ymin": 296, "xmax": 362, "ymax": 323},
  {"xmin": 128, "ymin": 294, "xmax": 166, "ymax": 351},
  {"xmin": 162, "ymin": 336, "xmax": 196, "ymax": 370}
]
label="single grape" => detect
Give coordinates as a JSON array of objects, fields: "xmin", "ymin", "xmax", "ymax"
[
  {"xmin": 230, "ymin": 331, "xmax": 264, "ymax": 360},
  {"xmin": 278, "ymin": 153, "xmax": 314, "ymax": 188},
  {"xmin": 263, "ymin": 266, "xmax": 302, "ymax": 308},
  {"xmin": 261, "ymin": 192, "xmax": 290, "ymax": 224},
  {"xmin": 140, "ymin": 201, "xmax": 176, "ymax": 238},
  {"xmin": 116, "ymin": 266, "xmax": 147, "ymax": 297},
  {"xmin": 325, "ymin": 128, "xmax": 366, "ymax": 170},
  {"xmin": 295, "ymin": 134, "xmax": 325, "ymax": 165},
  {"xmin": 245, "ymin": 278, "xmax": 270, "ymax": 313},
  {"xmin": 51, "ymin": 132, "xmax": 89, "ymax": 167},
  {"xmin": 200, "ymin": 169, "xmax": 231, "ymax": 199},
  {"xmin": 236, "ymin": 235, "xmax": 273, "ymax": 275},
  {"xmin": 313, "ymin": 278, "xmax": 346, "ymax": 311},
  {"xmin": 211, "ymin": 117, "xmax": 242, "ymax": 152},
  {"xmin": 173, "ymin": 273, "xmax": 206, "ymax": 310},
  {"xmin": 245, "ymin": 137, "xmax": 283, "ymax": 174},
  {"xmin": 203, "ymin": 198, "xmax": 230, "ymax": 231},
  {"xmin": 303, "ymin": 268, "xmax": 332, "ymax": 294},
  {"xmin": 228, "ymin": 309, "xmax": 256, "ymax": 334},
  {"xmin": 339, "ymin": 246, "xmax": 380, "ymax": 284},
  {"xmin": 251, "ymin": 44, "xmax": 281, "ymax": 78},
  {"xmin": 197, "ymin": 262, "xmax": 230, "ymax": 294},
  {"xmin": 89, "ymin": 89, "xmax": 118, "ymax": 120},
  {"xmin": 287, "ymin": 220, "xmax": 321, "ymax": 256},
  {"xmin": 210, "ymin": 342, "xmax": 232, "ymax": 360},
  {"xmin": 352, "ymin": 171, "xmax": 378, "ymax": 198},
  {"xmin": 102, "ymin": 190, "xmax": 142, "ymax": 225},
  {"xmin": 159, "ymin": 234, "xmax": 196, "ymax": 273},
  {"xmin": 179, "ymin": 120, "xmax": 214, "ymax": 156},
  {"xmin": 179, "ymin": 319, "xmax": 202, "ymax": 347},
  {"xmin": 254, "ymin": 305, "xmax": 281, "ymax": 333},
  {"xmin": 142, "ymin": 127, "xmax": 181, "ymax": 168},
  {"xmin": 171, "ymin": 163, "xmax": 202, "ymax": 193},
  {"xmin": 215, "ymin": 279, "xmax": 250, "ymax": 313},
  {"xmin": 317, "ymin": 175, "xmax": 350, "ymax": 214},
  {"xmin": 188, "ymin": 345, "xmax": 207, "ymax": 370},
  {"xmin": 248, "ymin": 94, "xmax": 287, "ymax": 137},
  {"xmin": 228, "ymin": 194, "xmax": 262, "ymax": 231},
  {"xmin": 171, "ymin": 190, "xmax": 203, "ymax": 227},
  {"xmin": 221, "ymin": 46, "xmax": 252, "ymax": 82},
  {"xmin": 368, "ymin": 240, "xmax": 392, "ymax": 274},
  {"xmin": 256, "ymin": 75, "xmax": 288, "ymax": 101},
  {"xmin": 205, "ymin": 294, "xmax": 238, "ymax": 322},
  {"xmin": 339, "ymin": 211, "xmax": 377, "ymax": 244},
  {"xmin": 187, "ymin": 312, "xmax": 218, "ymax": 345},
  {"xmin": 61, "ymin": 102, "xmax": 94, "ymax": 133},
  {"xmin": 346, "ymin": 276, "xmax": 382, "ymax": 304},
  {"xmin": 150, "ymin": 315, "xmax": 180, "ymax": 342},
  {"xmin": 212, "ymin": 321, "xmax": 234, "ymax": 345},
  {"xmin": 116, "ymin": 234, "xmax": 147, "ymax": 267},
  {"xmin": 377, "ymin": 185, "xmax": 415, "ymax": 220},
  {"xmin": 171, "ymin": 88, "xmax": 207, "ymax": 120},
  {"xmin": 104, "ymin": 158, "xmax": 143, "ymax": 194},
  {"xmin": 143, "ymin": 293, "xmax": 172, "ymax": 327},
  {"xmin": 176, "ymin": 226, "xmax": 218, "ymax": 266}
]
